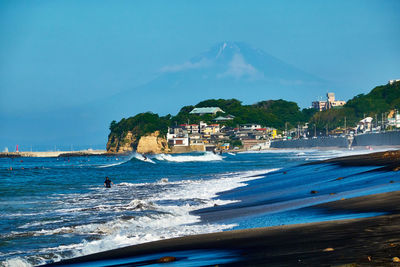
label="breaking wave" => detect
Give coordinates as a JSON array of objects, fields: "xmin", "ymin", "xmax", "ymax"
[
  {"xmin": 96, "ymin": 153, "xmax": 136, "ymax": 168},
  {"xmin": 1, "ymin": 168, "xmax": 276, "ymax": 266},
  {"xmin": 154, "ymin": 152, "xmax": 223, "ymax": 162}
]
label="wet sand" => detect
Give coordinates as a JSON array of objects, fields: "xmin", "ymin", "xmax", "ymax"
[
  {"xmin": 309, "ymin": 149, "xmax": 400, "ymax": 171},
  {"xmin": 45, "ymin": 150, "xmax": 400, "ymax": 266},
  {"xmin": 46, "ymin": 194, "xmax": 400, "ymax": 266}
]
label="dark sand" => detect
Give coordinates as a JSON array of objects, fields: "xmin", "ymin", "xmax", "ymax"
[
  {"xmin": 309, "ymin": 149, "xmax": 400, "ymax": 171},
  {"xmin": 46, "ymin": 150, "xmax": 400, "ymax": 266}
]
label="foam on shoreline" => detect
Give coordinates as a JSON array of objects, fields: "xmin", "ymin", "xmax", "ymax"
[{"xmin": 44, "ymin": 190, "xmax": 400, "ymax": 266}]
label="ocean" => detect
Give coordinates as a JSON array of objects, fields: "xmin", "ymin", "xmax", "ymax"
[{"xmin": 1, "ymin": 149, "xmax": 400, "ymax": 266}]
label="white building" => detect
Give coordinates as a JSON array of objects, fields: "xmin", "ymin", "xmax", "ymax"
[
  {"xmin": 357, "ymin": 117, "xmax": 373, "ymax": 133},
  {"xmin": 167, "ymin": 127, "xmax": 189, "ymax": 146},
  {"xmin": 240, "ymin": 124, "xmax": 262, "ymax": 130},
  {"xmin": 312, "ymin": 92, "xmax": 346, "ymax": 111}
]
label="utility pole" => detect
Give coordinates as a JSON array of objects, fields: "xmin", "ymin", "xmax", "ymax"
[
  {"xmin": 383, "ymin": 112, "xmax": 386, "ymax": 131},
  {"xmin": 285, "ymin": 122, "xmax": 288, "ymax": 138},
  {"xmin": 344, "ymin": 117, "xmax": 346, "ymax": 134},
  {"xmin": 297, "ymin": 123, "xmax": 300, "ymax": 139}
]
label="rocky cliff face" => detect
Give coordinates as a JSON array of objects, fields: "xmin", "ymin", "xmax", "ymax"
[
  {"xmin": 136, "ymin": 131, "xmax": 169, "ymax": 154},
  {"xmin": 106, "ymin": 130, "xmax": 169, "ymax": 154},
  {"xmin": 106, "ymin": 131, "xmax": 137, "ymax": 153}
]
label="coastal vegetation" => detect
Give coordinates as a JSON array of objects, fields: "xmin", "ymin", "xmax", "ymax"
[
  {"xmin": 107, "ymin": 81, "xmax": 400, "ymax": 152},
  {"xmin": 310, "ymin": 81, "xmax": 400, "ymax": 131},
  {"xmin": 170, "ymin": 98, "xmax": 315, "ymax": 129}
]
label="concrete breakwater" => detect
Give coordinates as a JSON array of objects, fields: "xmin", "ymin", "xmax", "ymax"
[
  {"xmin": 271, "ymin": 131, "xmax": 400, "ymax": 149},
  {"xmin": 0, "ymin": 150, "xmax": 107, "ymax": 158}
]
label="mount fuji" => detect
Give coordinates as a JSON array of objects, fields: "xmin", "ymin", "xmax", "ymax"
[
  {"xmin": 108, "ymin": 41, "xmax": 326, "ymax": 118},
  {"xmin": 1, "ymin": 42, "xmax": 328, "ymax": 148}
]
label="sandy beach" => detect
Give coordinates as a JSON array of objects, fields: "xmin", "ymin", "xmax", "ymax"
[
  {"xmin": 45, "ymin": 190, "xmax": 400, "ymax": 266},
  {"xmin": 43, "ymin": 150, "xmax": 400, "ymax": 266}
]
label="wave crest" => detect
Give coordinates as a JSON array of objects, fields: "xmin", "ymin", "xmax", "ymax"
[{"xmin": 154, "ymin": 152, "xmax": 223, "ymax": 162}]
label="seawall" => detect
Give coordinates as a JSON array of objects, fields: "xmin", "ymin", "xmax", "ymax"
[
  {"xmin": 270, "ymin": 136, "xmax": 349, "ymax": 149},
  {"xmin": 353, "ymin": 131, "xmax": 400, "ymax": 147},
  {"xmin": 271, "ymin": 131, "xmax": 400, "ymax": 149}
]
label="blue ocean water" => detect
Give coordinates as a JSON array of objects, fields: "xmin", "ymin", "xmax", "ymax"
[{"xmin": 1, "ymin": 149, "xmax": 400, "ymax": 266}]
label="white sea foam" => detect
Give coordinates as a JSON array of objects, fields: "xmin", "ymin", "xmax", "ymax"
[
  {"xmin": 0, "ymin": 168, "xmax": 277, "ymax": 266},
  {"xmin": 13, "ymin": 168, "xmax": 276, "ymax": 265},
  {"xmin": 132, "ymin": 153, "xmax": 156, "ymax": 164},
  {"xmin": 18, "ymin": 220, "xmax": 64, "ymax": 229},
  {"xmin": 96, "ymin": 153, "xmax": 136, "ymax": 168},
  {"xmin": 128, "ymin": 199, "xmax": 156, "ymax": 211},
  {"xmin": 154, "ymin": 152, "xmax": 223, "ymax": 162},
  {"xmin": 2, "ymin": 257, "xmax": 31, "ymax": 267}
]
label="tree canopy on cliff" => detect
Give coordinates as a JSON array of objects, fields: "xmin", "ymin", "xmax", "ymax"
[
  {"xmin": 108, "ymin": 81, "xmax": 400, "ymax": 140},
  {"xmin": 109, "ymin": 112, "xmax": 171, "ymax": 137},
  {"xmin": 309, "ymin": 81, "xmax": 400, "ymax": 130},
  {"xmin": 169, "ymin": 98, "xmax": 313, "ymax": 129}
]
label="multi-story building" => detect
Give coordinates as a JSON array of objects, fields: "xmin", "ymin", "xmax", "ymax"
[
  {"xmin": 166, "ymin": 127, "xmax": 189, "ymax": 146},
  {"xmin": 312, "ymin": 92, "xmax": 346, "ymax": 111},
  {"xmin": 179, "ymin": 124, "xmax": 199, "ymax": 134},
  {"xmin": 201, "ymin": 124, "xmax": 221, "ymax": 137},
  {"xmin": 240, "ymin": 124, "xmax": 262, "ymax": 130}
]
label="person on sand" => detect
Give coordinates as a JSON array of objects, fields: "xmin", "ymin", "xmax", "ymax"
[{"xmin": 104, "ymin": 177, "xmax": 114, "ymax": 188}]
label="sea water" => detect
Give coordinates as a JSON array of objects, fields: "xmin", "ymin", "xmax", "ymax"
[{"xmin": 1, "ymin": 149, "xmax": 400, "ymax": 266}]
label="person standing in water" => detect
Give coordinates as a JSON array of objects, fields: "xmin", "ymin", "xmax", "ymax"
[{"xmin": 104, "ymin": 177, "xmax": 114, "ymax": 188}]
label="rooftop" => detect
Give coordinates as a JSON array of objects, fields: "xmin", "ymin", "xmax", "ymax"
[{"xmin": 189, "ymin": 107, "xmax": 224, "ymax": 114}]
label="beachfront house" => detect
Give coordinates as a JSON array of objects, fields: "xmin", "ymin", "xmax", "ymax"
[{"xmin": 167, "ymin": 127, "xmax": 189, "ymax": 147}]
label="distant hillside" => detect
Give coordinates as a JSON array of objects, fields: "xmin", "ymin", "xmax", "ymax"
[{"xmin": 310, "ymin": 81, "xmax": 400, "ymax": 130}]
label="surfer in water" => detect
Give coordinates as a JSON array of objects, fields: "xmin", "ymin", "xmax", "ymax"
[
  {"xmin": 142, "ymin": 154, "xmax": 147, "ymax": 160},
  {"xmin": 104, "ymin": 176, "xmax": 114, "ymax": 188}
]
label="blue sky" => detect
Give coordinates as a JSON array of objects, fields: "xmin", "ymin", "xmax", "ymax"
[{"xmin": 0, "ymin": 0, "xmax": 399, "ymax": 149}]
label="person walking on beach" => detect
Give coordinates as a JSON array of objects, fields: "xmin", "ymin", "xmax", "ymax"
[{"xmin": 104, "ymin": 176, "xmax": 113, "ymax": 188}]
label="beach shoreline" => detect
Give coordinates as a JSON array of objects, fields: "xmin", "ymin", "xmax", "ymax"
[
  {"xmin": 42, "ymin": 149, "xmax": 400, "ymax": 266},
  {"xmin": 45, "ymin": 190, "xmax": 400, "ymax": 266},
  {"xmin": 2, "ymin": 145, "xmax": 398, "ymax": 158}
]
